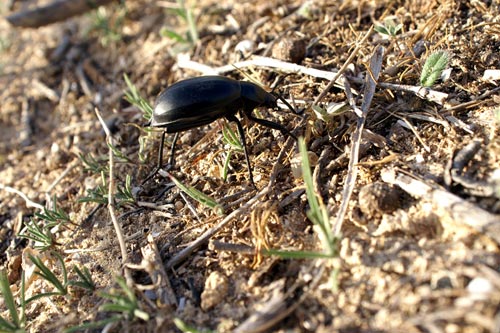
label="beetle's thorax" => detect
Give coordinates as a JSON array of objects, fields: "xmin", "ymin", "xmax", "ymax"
[{"xmin": 239, "ymin": 81, "xmax": 277, "ymax": 111}]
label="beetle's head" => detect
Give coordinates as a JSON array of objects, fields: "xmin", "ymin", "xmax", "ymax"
[
  {"xmin": 239, "ymin": 81, "xmax": 274, "ymax": 108},
  {"xmin": 240, "ymin": 80, "xmax": 297, "ymax": 114}
]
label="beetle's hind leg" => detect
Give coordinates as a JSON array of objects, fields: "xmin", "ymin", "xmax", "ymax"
[{"xmin": 226, "ymin": 114, "xmax": 256, "ymax": 188}]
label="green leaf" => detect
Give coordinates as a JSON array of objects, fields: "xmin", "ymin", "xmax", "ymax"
[
  {"xmin": 375, "ymin": 18, "xmax": 402, "ymax": 37},
  {"xmin": 420, "ymin": 50, "xmax": 449, "ymax": 87},
  {"xmin": 374, "ymin": 25, "xmax": 390, "ymax": 35}
]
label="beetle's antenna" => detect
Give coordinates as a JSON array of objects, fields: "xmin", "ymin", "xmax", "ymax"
[
  {"xmin": 270, "ymin": 73, "xmax": 301, "ymax": 115},
  {"xmin": 270, "ymin": 73, "xmax": 294, "ymax": 94},
  {"xmin": 276, "ymin": 94, "xmax": 298, "ymax": 114}
]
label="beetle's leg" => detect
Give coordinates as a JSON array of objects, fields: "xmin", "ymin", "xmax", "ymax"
[
  {"xmin": 226, "ymin": 114, "xmax": 256, "ymax": 188},
  {"xmin": 167, "ymin": 132, "xmax": 179, "ymax": 167},
  {"xmin": 246, "ymin": 113, "xmax": 298, "ymax": 141},
  {"xmin": 142, "ymin": 130, "xmax": 178, "ymax": 185},
  {"xmin": 141, "ymin": 130, "xmax": 167, "ymax": 185},
  {"xmin": 157, "ymin": 130, "xmax": 167, "ymax": 169}
]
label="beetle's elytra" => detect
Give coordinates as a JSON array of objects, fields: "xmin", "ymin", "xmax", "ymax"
[{"xmin": 147, "ymin": 75, "xmax": 297, "ymax": 187}]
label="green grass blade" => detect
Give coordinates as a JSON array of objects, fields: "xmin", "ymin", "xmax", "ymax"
[
  {"xmin": 160, "ymin": 28, "xmax": 188, "ymax": 43},
  {"xmin": 0, "ymin": 270, "xmax": 20, "ymax": 328},
  {"xmin": 171, "ymin": 175, "xmax": 224, "ymax": 215},
  {"xmin": 174, "ymin": 318, "xmax": 214, "ymax": 333},
  {"xmin": 299, "ymin": 137, "xmax": 336, "ymax": 255},
  {"xmin": 28, "ymin": 254, "xmax": 67, "ymax": 296}
]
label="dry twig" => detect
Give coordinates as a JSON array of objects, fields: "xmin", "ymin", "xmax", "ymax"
[
  {"xmin": 0, "ymin": 184, "xmax": 44, "ymax": 210},
  {"xmin": 126, "ymin": 234, "xmax": 178, "ymax": 308}
]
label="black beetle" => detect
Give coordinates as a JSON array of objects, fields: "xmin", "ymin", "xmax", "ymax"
[{"xmin": 147, "ymin": 75, "xmax": 297, "ymax": 187}]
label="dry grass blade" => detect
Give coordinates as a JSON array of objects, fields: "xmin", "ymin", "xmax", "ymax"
[
  {"xmin": 93, "ymin": 108, "xmax": 128, "ymax": 266},
  {"xmin": 333, "ymin": 45, "xmax": 385, "ymax": 236}
]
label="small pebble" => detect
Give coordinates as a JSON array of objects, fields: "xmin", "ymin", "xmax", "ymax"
[
  {"xmin": 272, "ymin": 38, "xmax": 306, "ymax": 63},
  {"xmin": 235, "ymin": 40, "xmax": 255, "ymax": 57},
  {"xmin": 358, "ymin": 182, "xmax": 405, "ymax": 217},
  {"xmin": 467, "ymin": 277, "xmax": 493, "ymax": 300}
]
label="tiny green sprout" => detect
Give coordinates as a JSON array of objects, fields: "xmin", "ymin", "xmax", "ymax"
[
  {"xmin": 161, "ymin": 0, "xmax": 199, "ymax": 48},
  {"xmin": 296, "ymin": 1, "xmax": 315, "ymax": 20},
  {"xmin": 116, "ymin": 175, "xmax": 136, "ymax": 207},
  {"xmin": 312, "ymin": 102, "xmax": 349, "ymax": 123},
  {"xmin": 420, "ymin": 50, "xmax": 450, "ymax": 87},
  {"xmin": 106, "ymin": 142, "xmax": 132, "ymax": 163},
  {"xmin": 89, "ymin": 5, "xmax": 126, "ymax": 47},
  {"xmin": 221, "ymin": 123, "xmax": 244, "ymax": 181},
  {"xmin": 69, "ymin": 265, "xmax": 96, "ymax": 292},
  {"xmin": 160, "ymin": 28, "xmax": 188, "ymax": 43},
  {"xmin": 374, "ymin": 18, "xmax": 403, "ymax": 37},
  {"xmin": 123, "ymin": 73, "xmax": 153, "ymax": 121},
  {"xmin": 138, "ymin": 135, "xmax": 149, "ymax": 163},
  {"xmin": 78, "ymin": 171, "xmax": 108, "ymax": 205},
  {"xmin": 35, "ymin": 196, "xmax": 71, "ymax": 228},
  {"xmin": 0, "ymin": 36, "xmax": 11, "ymax": 53},
  {"xmin": 222, "ymin": 123, "xmax": 243, "ymax": 151},
  {"xmin": 79, "ymin": 152, "xmax": 109, "ymax": 175},
  {"xmin": 19, "ymin": 220, "xmax": 59, "ymax": 251},
  {"xmin": 174, "ymin": 318, "xmax": 214, "ymax": 333},
  {"xmin": 221, "ymin": 151, "xmax": 232, "ymax": 182},
  {"xmin": 99, "ymin": 277, "xmax": 150, "ymax": 322}
]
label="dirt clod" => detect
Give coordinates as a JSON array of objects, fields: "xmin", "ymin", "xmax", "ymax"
[{"xmin": 201, "ymin": 271, "xmax": 229, "ymax": 311}]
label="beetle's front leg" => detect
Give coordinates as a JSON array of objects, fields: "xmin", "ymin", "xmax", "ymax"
[
  {"xmin": 246, "ymin": 113, "xmax": 297, "ymax": 141},
  {"xmin": 167, "ymin": 132, "xmax": 179, "ymax": 167},
  {"xmin": 142, "ymin": 131, "xmax": 179, "ymax": 185}
]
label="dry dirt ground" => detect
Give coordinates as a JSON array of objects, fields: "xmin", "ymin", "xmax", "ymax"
[{"xmin": 0, "ymin": 0, "xmax": 500, "ymax": 332}]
